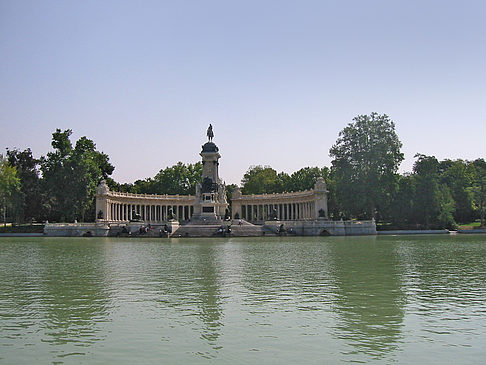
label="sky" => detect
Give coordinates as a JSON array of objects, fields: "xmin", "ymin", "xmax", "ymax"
[{"xmin": 1, "ymin": 0, "xmax": 485, "ymax": 185}]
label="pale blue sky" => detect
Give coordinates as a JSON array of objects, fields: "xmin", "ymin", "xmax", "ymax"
[{"xmin": 1, "ymin": 0, "xmax": 485, "ymax": 185}]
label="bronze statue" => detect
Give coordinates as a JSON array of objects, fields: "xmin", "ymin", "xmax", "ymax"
[
  {"xmin": 207, "ymin": 124, "xmax": 214, "ymax": 142},
  {"xmin": 167, "ymin": 207, "xmax": 176, "ymax": 221}
]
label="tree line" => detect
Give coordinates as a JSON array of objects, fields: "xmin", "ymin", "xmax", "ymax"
[
  {"xmin": 239, "ymin": 114, "xmax": 485, "ymax": 229},
  {"xmin": 1, "ymin": 115, "xmax": 485, "ymax": 228}
]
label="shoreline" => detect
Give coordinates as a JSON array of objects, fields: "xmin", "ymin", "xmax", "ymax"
[{"xmin": 2, "ymin": 229, "xmax": 486, "ymax": 238}]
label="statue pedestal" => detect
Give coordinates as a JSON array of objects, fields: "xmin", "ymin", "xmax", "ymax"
[
  {"xmin": 189, "ymin": 212, "xmax": 222, "ymax": 225},
  {"xmin": 167, "ymin": 220, "xmax": 180, "ymax": 233}
]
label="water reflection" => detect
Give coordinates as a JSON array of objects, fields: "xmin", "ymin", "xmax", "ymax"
[
  {"xmin": 2, "ymin": 236, "xmax": 486, "ymax": 364},
  {"xmin": 36, "ymin": 240, "xmax": 111, "ymax": 347},
  {"xmin": 101, "ymin": 239, "xmax": 225, "ymax": 351},
  {"xmin": 192, "ymin": 244, "xmax": 224, "ymax": 345},
  {"xmin": 399, "ymin": 236, "xmax": 486, "ymax": 308},
  {"xmin": 239, "ymin": 239, "xmax": 335, "ymax": 308},
  {"xmin": 396, "ymin": 235, "xmax": 486, "ymax": 343},
  {"xmin": 0, "ymin": 238, "xmax": 111, "ymax": 362},
  {"xmin": 328, "ymin": 236, "xmax": 405, "ymax": 359}
]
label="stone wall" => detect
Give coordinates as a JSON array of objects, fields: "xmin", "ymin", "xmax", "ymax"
[
  {"xmin": 44, "ymin": 223, "xmax": 111, "ymax": 237},
  {"xmin": 264, "ymin": 220, "xmax": 376, "ymax": 236}
]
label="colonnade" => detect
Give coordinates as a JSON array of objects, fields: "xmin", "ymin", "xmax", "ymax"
[
  {"xmin": 231, "ymin": 178, "xmax": 328, "ymax": 223},
  {"xmin": 240, "ymin": 201, "xmax": 315, "ymax": 222},
  {"xmin": 107, "ymin": 202, "xmax": 194, "ymax": 222},
  {"xmin": 96, "ymin": 178, "xmax": 328, "ymax": 224}
]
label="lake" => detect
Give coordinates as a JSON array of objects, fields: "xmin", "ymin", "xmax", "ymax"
[{"xmin": 1, "ymin": 235, "xmax": 485, "ymax": 364}]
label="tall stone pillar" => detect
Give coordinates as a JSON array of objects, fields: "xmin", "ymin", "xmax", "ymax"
[
  {"xmin": 314, "ymin": 177, "xmax": 329, "ymax": 219},
  {"xmin": 96, "ymin": 180, "xmax": 110, "ymax": 222},
  {"xmin": 192, "ymin": 133, "xmax": 229, "ymax": 222}
]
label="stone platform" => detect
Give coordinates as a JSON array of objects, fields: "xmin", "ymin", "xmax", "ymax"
[
  {"xmin": 172, "ymin": 219, "xmax": 272, "ymax": 237},
  {"xmin": 44, "ymin": 219, "xmax": 376, "ymax": 237}
]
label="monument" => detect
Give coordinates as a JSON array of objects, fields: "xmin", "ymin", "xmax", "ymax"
[
  {"xmin": 45, "ymin": 124, "xmax": 376, "ymax": 237},
  {"xmin": 191, "ymin": 124, "xmax": 229, "ymax": 222}
]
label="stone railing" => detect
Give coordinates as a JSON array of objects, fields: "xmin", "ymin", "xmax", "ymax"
[
  {"xmin": 108, "ymin": 191, "xmax": 195, "ymax": 201},
  {"xmin": 233, "ymin": 189, "xmax": 315, "ymax": 201}
]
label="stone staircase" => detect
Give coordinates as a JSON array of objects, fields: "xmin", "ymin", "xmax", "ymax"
[
  {"xmin": 171, "ymin": 219, "xmax": 276, "ymax": 238},
  {"xmin": 172, "ymin": 224, "xmax": 223, "ymax": 237}
]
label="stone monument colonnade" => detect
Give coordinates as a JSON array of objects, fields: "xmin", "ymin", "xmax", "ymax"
[
  {"xmin": 96, "ymin": 181, "xmax": 195, "ymax": 223},
  {"xmin": 95, "ymin": 124, "xmax": 328, "ymax": 225},
  {"xmin": 47, "ymin": 125, "xmax": 376, "ymax": 237},
  {"xmin": 231, "ymin": 177, "xmax": 328, "ymax": 223}
]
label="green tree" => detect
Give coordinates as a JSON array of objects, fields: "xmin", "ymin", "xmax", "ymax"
[
  {"xmin": 151, "ymin": 162, "xmax": 202, "ymax": 195},
  {"xmin": 0, "ymin": 155, "xmax": 21, "ymax": 226},
  {"xmin": 241, "ymin": 166, "xmax": 278, "ymax": 194},
  {"xmin": 413, "ymin": 154, "xmax": 455, "ymax": 229},
  {"xmin": 287, "ymin": 167, "xmax": 329, "ymax": 192},
  {"xmin": 471, "ymin": 158, "xmax": 486, "ymax": 226},
  {"xmin": 389, "ymin": 173, "xmax": 416, "ymax": 228},
  {"xmin": 275, "ymin": 172, "xmax": 291, "ymax": 193},
  {"xmin": 40, "ymin": 129, "xmax": 114, "ymax": 222},
  {"xmin": 329, "ymin": 113, "xmax": 404, "ymax": 220},
  {"xmin": 129, "ymin": 162, "xmax": 202, "ymax": 195},
  {"xmin": 6, "ymin": 148, "xmax": 43, "ymax": 222},
  {"xmin": 439, "ymin": 159, "xmax": 474, "ymax": 223},
  {"xmin": 225, "ymin": 183, "xmax": 238, "ymax": 202}
]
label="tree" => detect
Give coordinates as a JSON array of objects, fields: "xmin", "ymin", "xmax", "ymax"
[
  {"xmin": 287, "ymin": 167, "xmax": 329, "ymax": 192},
  {"xmin": 471, "ymin": 158, "xmax": 486, "ymax": 227},
  {"xmin": 413, "ymin": 154, "xmax": 455, "ymax": 229},
  {"xmin": 329, "ymin": 113, "xmax": 404, "ymax": 220},
  {"xmin": 40, "ymin": 129, "xmax": 114, "ymax": 222},
  {"xmin": 275, "ymin": 172, "xmax": 291, "ymax": 193},
  {"xmin": 6, "ymin": 148, "xmax": 42, "ymax": 222},
  {"xmin": 389, "ymin": 173, "xmax": 416, "ymax": 228},
  {"xmin": 129, "ymin": 162, "xmax": 203, "ymax": 195},
  {"xmin": 439, "ymin": 159, "xmax": 474, "ymax": 223},
  {"xmin": 0, "ymin": 155, "xmax": 21, "ymax": 226},
  {"xmin": 240, "ymin": 165, "xmax": 329, "ymax": 195},
  {"xmin": 241, "ymin": 166, "xmax": 279, "ymax": 194},
  {"xmin": 152, "ymin": 162, "xmax": 202, "ymax": 195}
]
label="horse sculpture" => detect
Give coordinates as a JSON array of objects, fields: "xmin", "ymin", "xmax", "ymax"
[{"xmin": 207, "ymin": 123, "xmax": 214, "ymax": 142}]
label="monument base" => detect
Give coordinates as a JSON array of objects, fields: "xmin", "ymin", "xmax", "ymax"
[{"xmin": 187, "ymin": 212, "xmax": 223, "ymax": 225}]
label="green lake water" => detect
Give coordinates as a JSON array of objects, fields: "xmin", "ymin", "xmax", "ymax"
[{"xmin": 1, "ymin": 235, "xmax": 485, "ymax": 364}]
